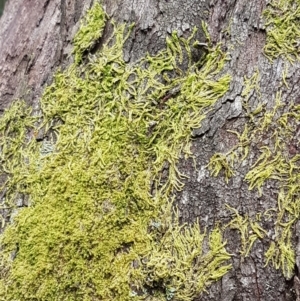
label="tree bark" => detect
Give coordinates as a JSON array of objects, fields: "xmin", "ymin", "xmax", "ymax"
[{"xmin": 0, "ymin": 0, "xmax": 299, "ymax": 300}]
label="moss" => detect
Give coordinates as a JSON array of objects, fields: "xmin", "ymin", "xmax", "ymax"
[
  {"xmin": 225, "ymin": 206, "xmax": 266, "ymax": 257},
  {"xmin": 140, "ymin": 209, "xmax": 231, "ymax": 301},
  {"xmin": 207, "ymin": 153, "xmax": 235, "ymax": 183},
  {"xmin": 208, "ymin": 67, "xmax": 300, "ymax": 279},
  {"xmin": 263, "ymin": 0, "xmax": 300, "ymax": 61},
  {"xmin": 0, "ymin": 101, "xmax": 37, "ymax": 217},
  {"xmin": 73, "ymin": 2, "xmax": 107, "ymax": 64},
  {"xmin": 0, "ymin": 2, "xmax": 232, "ymax": 301}
]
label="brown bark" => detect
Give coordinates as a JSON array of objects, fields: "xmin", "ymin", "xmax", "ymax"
[
  {"xmin": 0, "ymin": 0, "xmax": 299, "ymax": 300},
  {"xmin": 0, "ymin": 0, "xmax": 93, "ymax": 110}
]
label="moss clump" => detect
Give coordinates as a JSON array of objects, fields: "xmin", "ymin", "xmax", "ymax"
[
  {"xmin": 0, "ymin": 101, "xmax": 35, "ymax": 173},
  {"xmin": 73, "ymin": 2, "xmax": 107, "ymax": 64},
  {"xmin": 0, "ymin": 3, "xmax": 232, "ymax": 301},
  {"xmin": 263, "ymin": 0, "xmax": 300, "ymax": 61},
  {"xmin": 142, "ymin": 209, "xmax": 231, "ymax": 301},
  {"xmin": 0, "ymin": 101, "xmax": 37, "ymax": 226}
]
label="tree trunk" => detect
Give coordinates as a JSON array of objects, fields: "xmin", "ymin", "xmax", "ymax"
[{"xmin": 0, "ymin": 0, "xmax": 299, "ymax": 300}]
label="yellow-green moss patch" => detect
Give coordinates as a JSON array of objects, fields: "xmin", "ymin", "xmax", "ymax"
[
  {"xmin": 73, "ymin": 2, "xmax": 107, "ymax": 64},
  {"xmin": 0, "ymin": 3, "xmax": 232, "ymax": 301},
  {"xmin": 263, "ymin": 0, "xmax": 300, "ymax": 61}
]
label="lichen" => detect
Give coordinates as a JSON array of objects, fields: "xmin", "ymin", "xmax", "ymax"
[{"xmin": 0, "ymin": 2, "xmax": 232, "ymax": 301}]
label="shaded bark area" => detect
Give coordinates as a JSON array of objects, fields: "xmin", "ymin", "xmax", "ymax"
[{"xmin": 0, "ymin": 0, "xmax": 299, "ymax": 300}]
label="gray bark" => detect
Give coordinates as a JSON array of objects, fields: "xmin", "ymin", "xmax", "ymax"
[{"xmin": 0, "ymin": 0, "xmax": 299, "ymax": 300}]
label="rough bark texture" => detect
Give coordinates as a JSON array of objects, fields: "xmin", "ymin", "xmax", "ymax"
[
  {"xmin": 0, "ymin": 0, "xmax": 93, "ymax": 111},
  {"xmin": 0, "ymin": 0, "xmax": 299, "ymax": 300}
]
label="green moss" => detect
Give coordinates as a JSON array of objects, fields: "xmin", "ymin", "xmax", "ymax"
[
  {"xmin": 263, "ymin": 0, "xmax": 300, "ymax": 61},
  {"xmin": 207, "ymin": 153, "xmax": 235, "ymax": 183},
  {"xmin": 208, "ymin": 67, "xmax": 300, "ymax": 279},
  {"xmin": 140, "ymin": 208, "xmax": 231, "ymax": 301},
  {"xmin": 0, "ymin": 101, "xmax": 37, "ymax": 218},
  {"xmin": 73, "ymin": 2, "xmax": 107, "ymax": 64},
  {"xmin": 225, "ymin": 206, "xmax": 266, "ymax": 257},
  {"xmin": 0, "ymin": 3, "xmax": 232, "ymax": 301}
]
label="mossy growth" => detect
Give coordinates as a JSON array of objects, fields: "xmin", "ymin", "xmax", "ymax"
[
  {"xmin": 0, "ymin": 101, "xmax": 37, "ymax": 225},
  {"xmin": 207, "ymin": 153, "xmax": 235, "ymax": 184},
  {"xmin": 73, "ymin": 2, "xmax": 107, "ymax": 64},
  {"xmin": 0, "ymin": 2, "xmax": 232, "ymax": 300},
  {"xmin": 207, "ymin": 70, "xmax": 263, "ymax": 183},
  {"xmin": 208, "ymin": 68, "xmax": 300, "ymax": 279},
  {"xmin": 225, "ymin": 206, "xmax": 266, "ymax": 257},
  {"xmin": 263, "ymin": 0, "xmax": 300, "ymax": 61}
]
